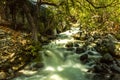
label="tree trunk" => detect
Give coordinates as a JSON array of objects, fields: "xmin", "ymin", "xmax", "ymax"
[
  {"xmin": 4, "ymin": 2, "xmax": 10, "ymax": 21},
  {"xmin": 23, "ymin": 3, "xmax": 38, "ymax": 42}
]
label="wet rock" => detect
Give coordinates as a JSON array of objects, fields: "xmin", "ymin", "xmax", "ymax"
[
  {"xmin": 95, "ymin": 38, "xmax": 116, "ymax": 55},
  {"xmin": 65, "ymin": 42, "xmax": 73, "ymax": 48},
  {"xmin": 88, "ymin": 37, "xmax": 94, "ymax": 42},
  {"xmin": 115, "ymin": 59, "xmax": 120, "ymax": 67},
  {"xmin": 80, "ymin": 33, "xmax": 88, "ymax": 40},
  {"xmin": 100, "ymin": 53, "xmax": 114, "ymax": 64},
  {"xmin": 95, "ymin": 39, "xmax": 102, "ymax": 46},
  {"xmin": 66, "ymin": 47, "xmax": 75, "ymax": 51},
  {"xmin": 76, "ymin": 47, "xmax": 85, "ymax": 54},
  {"xmin": 103, "ymin": 39, "xmax": 115, "ymax": 54},
  {"xmin": 0, "ymin": 71, "xmax": 7, "ymax": 79},
  {"xmin": 93, "ymin": 33, "xmax": 100, "ymax": 39},
  {"xmin": 65, "ymin": 42, "xmax": 75, "ymax": 50},
  {"xmin": 32, "ymin": 62, "xmax": 44, "ymax": 70},
  {"xmin": 108, "ymin": 44, "xmax": 115, "ymax": 55},
  {"xmin": 94, "ymin": 63, "xmax": 111, "ymax": 73},
  {"xmin": 111, "ymin": 63, "xmax": 120, "ymax": 73},
  {"xmin": 79, "ymin": 54, "xmax": 88, "ymax": 63},
  {"xmin": 92, "ymin": 74, "xmax": 111, "ymax": 80},
  {"xmin": 72, "ymin": 33, "xmax": 80, "ymax": 40},
  {"xmin": 110, "ymin": 74, "xmax": 120, "ymax": 80},
  {"xmin": 25, "ymin": 62, "xmax": 44, "ymax": 70},
  {"xmin": 33, "ymin": 62, "xmax": 44, "ymax": 68},
  {"xmin": 94, "ymin": 65, "xmax": 104, "ymax": 73},
  {"xmin": 74, "ymin": 43, "xmax": 79, "ymax": 47},
  {"xmin": 87, "ymin": 51, "xmax": 95, "ymax": 55}
]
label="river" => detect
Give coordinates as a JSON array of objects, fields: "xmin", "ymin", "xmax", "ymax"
[{"xmin": 13, "ymin": 27, "xmax": 101, "ymax": 80}]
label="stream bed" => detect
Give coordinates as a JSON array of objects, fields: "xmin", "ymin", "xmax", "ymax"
[{"xmin": 13, "ymin": 27, "xmax": 120, "ymax": 80}]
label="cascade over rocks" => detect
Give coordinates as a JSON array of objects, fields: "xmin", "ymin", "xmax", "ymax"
[
  {"xmin": 9, "ymin": 27, "xmax": 120, "ymax": 80},
  {"xmin": 66, "ymin": 28, "xmax": 120, "ymax": 79}
]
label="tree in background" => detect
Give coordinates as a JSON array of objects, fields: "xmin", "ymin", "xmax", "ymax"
[{"xmin": 0, "ymin": 0, "xmax": 120, "ymax": 41}]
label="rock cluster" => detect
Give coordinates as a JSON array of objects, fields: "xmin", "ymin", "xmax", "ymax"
[{"xmin": 65, "ymin": 29, "xmax": 120, "ymax": 80}]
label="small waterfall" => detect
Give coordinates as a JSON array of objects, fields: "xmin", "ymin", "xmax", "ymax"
[{"xmin": 13, "ymin": 27, "xmax": 98, "ymax": 80}]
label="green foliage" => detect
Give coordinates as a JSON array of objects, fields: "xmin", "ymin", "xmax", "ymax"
[
  {"xmin": 1, "ymin": 0, "xmax": 120, "ymax": 40},
  {"xmin": 25, "ymin": 42, "xmax": 41, "ymax": 55},
  {"xmin": 20, "ymin": 41, "xmax": 43, "ymax": 62}
]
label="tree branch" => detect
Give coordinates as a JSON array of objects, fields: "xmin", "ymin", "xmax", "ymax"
[{"xmin": 85, "ymin": 0, "xmax": 115, "ymax": 9}]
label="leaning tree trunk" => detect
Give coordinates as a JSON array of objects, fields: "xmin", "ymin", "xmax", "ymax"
[{"xmin": 23, "ymin": 3, "xmax": 38, "ymax": 42}]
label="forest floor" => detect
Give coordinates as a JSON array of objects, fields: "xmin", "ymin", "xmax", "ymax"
[{"xmin": 0, "ymin": 26, "xmax": 36, "ymax": 79}]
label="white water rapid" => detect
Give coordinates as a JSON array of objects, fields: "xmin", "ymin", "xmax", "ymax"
[{"xmin": 13, "ymin": 27, "xmax": 100, "ymax": 80}]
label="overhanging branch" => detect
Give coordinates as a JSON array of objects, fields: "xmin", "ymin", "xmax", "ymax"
[{"xmin": 85, "ymin": 0, "xmax": 115, "ymax": 9}]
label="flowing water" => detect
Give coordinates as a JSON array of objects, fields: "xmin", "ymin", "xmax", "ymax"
[{"xmin": 13, "ymin": 27, "xmax": 101, "ymax": 80}]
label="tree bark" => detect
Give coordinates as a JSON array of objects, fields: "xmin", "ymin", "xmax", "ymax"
[{"xmin": 23, "ymin": 3, "xmax": 38, "ymax": 42}]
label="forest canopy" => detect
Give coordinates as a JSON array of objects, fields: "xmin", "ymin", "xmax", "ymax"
[{"xmin": 0, "ymin": 0, "xmax": 120, "ymax": 42}]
